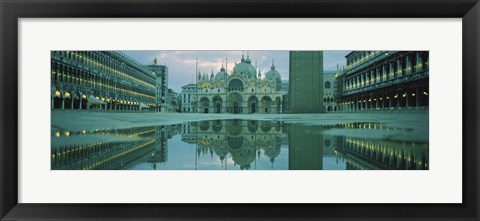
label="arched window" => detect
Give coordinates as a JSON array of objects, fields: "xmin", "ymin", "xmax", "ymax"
[
  {"xmin": 228, "ymin": 79, "xmax": 244, "ymax": 91},
  {"xmin": 325, "ymin": 81, "xmax": 331, "ymax": 89}
]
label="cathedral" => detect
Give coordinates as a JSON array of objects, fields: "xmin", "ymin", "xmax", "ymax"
[{"xmin": 195, "ymin": 53, "xmax": 283, "ymax": 114}]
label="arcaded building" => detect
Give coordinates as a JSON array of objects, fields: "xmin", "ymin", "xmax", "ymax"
[
  {"xmin": 51, "ymin": 51, "xmax": 168, "ymax": 111},
  {"xmin": 336, "ymin": 51, "xmax": 429, "ymax": 111},
  {"xmin": 195, "ymin": 54, "xmax": 283, "ymax": 114},
  {"xmin": 288, "ymin": 51, "xmax": 324, "ymax": 113}
]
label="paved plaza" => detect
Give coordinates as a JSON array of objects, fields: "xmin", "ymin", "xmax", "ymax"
[{"xmin": 52, "ymin": 111, "xmax": 428, "ymax": 142}]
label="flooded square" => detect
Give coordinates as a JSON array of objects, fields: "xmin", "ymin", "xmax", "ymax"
[
  {"xmin": 52, "ymin": 115, "xmax": 428, "ymax": 170},
  {"xmin": 51, "ymin": 50, "xmax": 429, "ymax": 170}
]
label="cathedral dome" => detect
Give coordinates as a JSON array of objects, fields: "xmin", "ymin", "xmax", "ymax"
[
  {"xmin": 233, "ymin": 55, "xmax": 257, "ymax": 78},
  {"xmin": 264, "ymin": 145, "xmax": 281, "ymax": 160},
  {"xmin": 215, "ymin": 66, "xmax": 228, "ymax": 81},
  {"xmin": 232, "ymin": 149, "xmax": 256, "ymax": 170},
  {"xmin": 265, "ymin": 62, "xmax": 281, "ymax": 82}
]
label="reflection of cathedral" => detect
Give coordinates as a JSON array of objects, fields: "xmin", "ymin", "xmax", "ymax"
[
  {"xmin": 195, "ymin": 53, "xmax": 283, "ymax": 114},
  {"xmin": 181, "ymin": 120, "xmax": 285, "ymax": 170}
]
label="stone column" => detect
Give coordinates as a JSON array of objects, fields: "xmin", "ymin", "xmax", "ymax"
[
  {"xmin": 389, "ymin": 62, "xmax": 394, "ymax": 80},
  {"xmin": 51, "ymin": 97, "xmax": 54, "ymax": 110},
  {"xmin": 371, "ymin": 69, "xmax": 375, "ymax": 84},
  {"xmin": 62, "ymin": 98, "xmax": 65, "ymax": 110},
  {"xmin": 362, "ymin": 74, "xmax": 366, "ymax": 87},
  {"xmin": 416, "ymin": 52, "xmax": 423, "ymax": 71},
  {"xmin": 397, "ymin": 59, "xmax": 402, "ymax": 78},
  {"xmin": 382, "ymin": 65, "xmax": 387, "ymax": 82},
  {"xmin": 406, "ymin": 56, "xmax": 411, "ymax": 75}
]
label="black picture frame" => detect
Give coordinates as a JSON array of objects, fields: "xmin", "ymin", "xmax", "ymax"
[{"xmin": 1, "ymin": 0, "xmax": 479, "ymax": 220}]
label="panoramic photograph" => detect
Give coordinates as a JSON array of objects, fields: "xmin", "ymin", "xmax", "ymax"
[{"xmin": 50, "ymin": 50, "xmax": 429, "ymax": 170}]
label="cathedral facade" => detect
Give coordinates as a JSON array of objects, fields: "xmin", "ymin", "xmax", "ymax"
[{"xmin": 195, "ymin": 54, "xmax": 283, "ymax": 114}]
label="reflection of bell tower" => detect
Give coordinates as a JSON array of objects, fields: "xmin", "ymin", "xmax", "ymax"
[{"xmin": 287, "ymin": 124, "xmax": 324, "ymax": 170}]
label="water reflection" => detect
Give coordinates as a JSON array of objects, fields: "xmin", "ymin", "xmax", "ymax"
[{"xmin": 51, "ymin": 120, "xmax": 428, "ymax": 170}]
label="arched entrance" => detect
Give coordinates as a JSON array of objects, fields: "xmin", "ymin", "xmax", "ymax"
[
  {"xmin": 227, "ymin": 93, "xmax": 243, "ymax": 114},
  {"xmin": 200, "ymin": 97, "xmax": 210, "ymax": 113},
  {"xmin": 53, "ymin": 90, "xmax": 63, "ymax": 109},
  {"xmin": 260, "ymin": 96, "xmax": 272, "ymax": 114},
  {"xmin": 248, "ymin": 96, "xmax": 258, "ymax": 114},
  {"xmin": 64, "ymin": 91, "xmax": 72, "ymax": 109},
  {"xmin": 73, "ymin": 93, "xmax": 81, "ymax": 109},
  {"xmin": 213, "ymin": 96, "xmax": 222, "ymax": 113},
  {"xmin": 81, "ymin": 94, "xmax": 87, "ymax": 110}
]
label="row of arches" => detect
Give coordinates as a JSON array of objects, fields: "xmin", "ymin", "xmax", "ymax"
[
  {"xmin": 197, "ymin": 94, "xmax": 282, "ymax": 114},
  {"xmin": 338, "ymin": 86, "xmax": 429, "ymax": 112},
  {"xmin": 52, "ymin": 89, "xmax": 153, "ymax": 111}
]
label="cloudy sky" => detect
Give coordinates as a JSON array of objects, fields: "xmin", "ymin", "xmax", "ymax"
[{"xmin": 122, "ymin": 50, "xmax": 350, "ymax": 92}]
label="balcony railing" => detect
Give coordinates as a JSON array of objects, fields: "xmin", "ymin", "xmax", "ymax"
[
  {"xmin": 342, "ymin": 70, "xmax": 429, "ymax": 96},
  {"xmin": 344, "ymin": 51, "xmax": 399, "ymax": 75}
]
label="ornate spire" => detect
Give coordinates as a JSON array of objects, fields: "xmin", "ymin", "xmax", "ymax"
[
  {"xmin": 221, "ymin": 59, "xmax": 225, "ymax": 71},
  {"xmin": 245, "ymin": 51, "xmax": 251, "ymax": 63},
  {"xmin": 271, "ymin": 58, "xmax": 276, "ymax": 70},
  {"xmin": 196, "ymin": 58, "xmax": 199, "ymax": 79}
]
